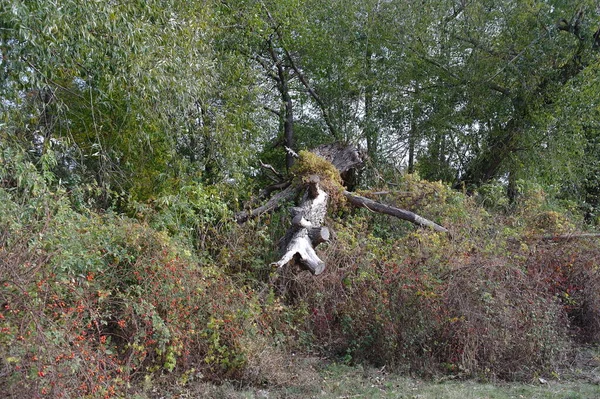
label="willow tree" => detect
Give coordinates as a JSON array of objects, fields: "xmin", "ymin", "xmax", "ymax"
[{"xmin": 1, "ymin": 0, "xmax": 263, "ymax": 203}]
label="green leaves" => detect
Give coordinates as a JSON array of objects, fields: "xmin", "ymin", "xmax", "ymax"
[
  {"xmin": 2, "ymin": 0, "xmax": 266, "ymax": 205},
  {"xmin": 2, "ymin": 0, "xmax": 600, "ymax": 216}
]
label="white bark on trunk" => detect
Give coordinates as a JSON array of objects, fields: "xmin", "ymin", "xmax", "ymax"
[{"xmin": 274, "ymin": 175, "xmax": 329, "ymax": 275}]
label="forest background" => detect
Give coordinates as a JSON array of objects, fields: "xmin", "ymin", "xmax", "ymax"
[{"xmin": 1, "ymin": 0, "xmax": 600, "ymax": 397}]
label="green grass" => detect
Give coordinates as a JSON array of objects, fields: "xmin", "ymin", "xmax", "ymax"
[
  {"xmin": 316, "ymin": 364, "xmax": 600, "ymax": 399},
  {"xmin": 147, "ymin": 362, "xmax": 600, "ymax": 399}
]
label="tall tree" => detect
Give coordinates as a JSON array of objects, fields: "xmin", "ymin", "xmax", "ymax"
[{"xmin": 1, "ymin": 0, "xmax": 263, "ymax": 201}]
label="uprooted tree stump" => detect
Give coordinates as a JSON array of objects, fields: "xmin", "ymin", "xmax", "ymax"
[{"xmin": 235, "ymin": 143, "xmax": 449, "ymax": 276}]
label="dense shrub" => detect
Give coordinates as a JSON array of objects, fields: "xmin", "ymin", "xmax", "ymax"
[
  {"xmin": 442, "ymin": 259, "xmax": 568, "ymax": 379},
  {"xmin": 0, "ymin": 146, "xmax": 289, "ymax": 397},
  {"xmin": 0, "ymin": 212, "xmax": 292, "ymax": 397},
  {"xmin": 2, "ymin": 144, "xmax": 599, "ymax": 397},
  {"xmin": 280, "ymin": 176, "xmax": 598, "ymax": 380},
  {"xmin": 523, "ymin": 240, "xmax": 600, "ymax": 344}
]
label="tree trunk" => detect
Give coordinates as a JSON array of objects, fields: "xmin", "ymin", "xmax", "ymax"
[
  {"xmin": 408, "ymin": 113, "xmax": 416, "ymax": 174},
  {"xmin": 268, "ymin": 38, "xmax": 295, "ymax": 171},
  {"xmin": 455, "ymin": 118, "xmax": 521, "ymax": 191},
  {"xmin": 273, "ymin": 175, "xmax": 329, "ymax": 275},
  {"xmin": 283, "ymin": 82, "xmax": 294, "ymax": 171}
]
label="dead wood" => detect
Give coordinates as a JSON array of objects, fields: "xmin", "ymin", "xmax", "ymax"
[
  {"xmin": 235, "ymin": 185, "xmax": 299, "ymax": 223},
  {"xmin": 273, "ymin": 175, "xmax": 329, "ymax": 275},
  {"xmin": 343, "ymin": 191, "xmax": 449, "ymax": 234},
  {"xmin": 237, "ymin": 143, "xmax": 449, "ymax": 274}
]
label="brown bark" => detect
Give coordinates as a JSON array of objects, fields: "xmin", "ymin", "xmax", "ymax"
[{"xmin": 263, "ymin": 4, "xmax": 338, "ymax": 140}]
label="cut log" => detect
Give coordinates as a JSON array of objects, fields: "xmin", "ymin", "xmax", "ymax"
[
  {"xmin": 343, "ymin": 191, "xmax": 449, "ymax": 234},
  {"xmin": 309, "ymin": 226, "xmax": 330, "ymax": 246}
]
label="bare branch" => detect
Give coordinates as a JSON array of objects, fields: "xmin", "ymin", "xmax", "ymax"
[
  {"xmin": 259, "ymin": 159, "xmax": 284, "ymax": 182},
  {"xmin": 285, "ymin": 146, "xmax": 299, "ymax": 158},
  {"xmin": 235, "ymin": 185, "xmax": 299, "ymax": 223},
  {"xmin": 263, "ymin": 106, "xmax": 281, "ymax": 117},
  {"xmin": 539, "ymin": 233, "xmax": 600, "ymax": 241},
  {"xmin": 343, "ymin": 191, "xmax": 449, "ymax": 234}
]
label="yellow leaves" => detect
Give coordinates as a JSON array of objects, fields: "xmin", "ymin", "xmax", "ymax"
[
  {"xmin": 415, "ymin": 290, "xmax": 439, "ymax": 299},
  {"xmin": 531, "ymin": 210, "xmax": 575, "ymax": 234}
]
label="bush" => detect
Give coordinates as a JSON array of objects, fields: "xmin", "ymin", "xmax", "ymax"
[
  {"xmin": 0, "ymin": 145, "xmax": 289, "ymax": 397},
  {"xmin": 523, "ymin": 239, "xmax": 600, "ymax": 344},
  {"xmin": 278, "ymin": 177, "xmax": 591, "ymax": 380},
  {"xmin": 442, "ymin": 259, "xmax": 568, "ymax": 379},
  {"xmin": 2, "ymin": 146, "xmax": 599, "ymax": 395}
]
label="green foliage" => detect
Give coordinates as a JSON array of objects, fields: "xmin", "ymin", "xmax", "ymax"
[
  {"xmin": 0, "ymin": 144, "xmax": 281, "ymax": 397},
  {"xmin": 290, "ymin": 150, "xmax": 347, "ymax": 210},
  {"xmin": 2, "ymin": 0, "xmax": 600, "ymax": 395},
  {"xmin": 4, "ymin": 0, "xmax": 600, "ymax": 212},
  {"xmin": 1, "ymin": 0, "xmax": 264, "ymax": 206},
  {"xmin": 2, "ymin": 134, "xmax": 600, "ymax": 397},
  {"xmin": 130, "ymin": 183, "xmax": 233, "ymax": 251}
]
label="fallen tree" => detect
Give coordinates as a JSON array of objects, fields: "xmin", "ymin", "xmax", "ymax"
[{"xmin": 236, "ymin": 143, "xmax": 449, "ymax": 275}]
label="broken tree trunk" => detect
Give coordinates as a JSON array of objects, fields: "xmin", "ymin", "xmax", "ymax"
[
  {"xmin": 237, "ymin": 143, "xmax": 449, "ymax": 275},
  {"xmin": 234, "ymin": 143, "xmax": 363, "ymax": 224},
  {"xmin": 273, "ymin": 175, "xmax": 329, "ymax": 275}
]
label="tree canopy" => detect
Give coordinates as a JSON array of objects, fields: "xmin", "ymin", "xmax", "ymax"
[{"xmin": 2, "ymin": 0, "xmax": 599, "ymax": 216}]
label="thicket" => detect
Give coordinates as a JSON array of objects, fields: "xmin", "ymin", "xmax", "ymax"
[
  {"xmin": 0, "ymin": 144, "xmax": 291, "ymax": 397},
  {"xmin": 2, "ymin": 1, "xmax": 600, "ymax": 397},
  {"xmin": 1, "ymin": 143, "xmax": 599, "ymax": 398}
]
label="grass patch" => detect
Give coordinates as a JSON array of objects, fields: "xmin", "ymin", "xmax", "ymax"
[
  {"xmin": 317, "ymin": 363, "xmax": 600, "ymax": 399},
  {"xmin": 143, "ymin": 360, "xmax": 600, "ymax": 399}
]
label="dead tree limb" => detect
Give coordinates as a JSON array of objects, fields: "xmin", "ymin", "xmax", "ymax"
[
  {"xmin": 343, "ymin": 191, "xmax": 449, "ymax": 234},
  {"xmin": 311, "ymin": 143, "xmax": 363, "ymax": 174},
  {"xmin": 235, "ymin": 185, "xmax": 299, "ymax": 223}
]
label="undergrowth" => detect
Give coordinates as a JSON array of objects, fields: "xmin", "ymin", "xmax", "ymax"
[{"xmin": 1, "ymin": 145, "xmax": 599, "ymax": 398}]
